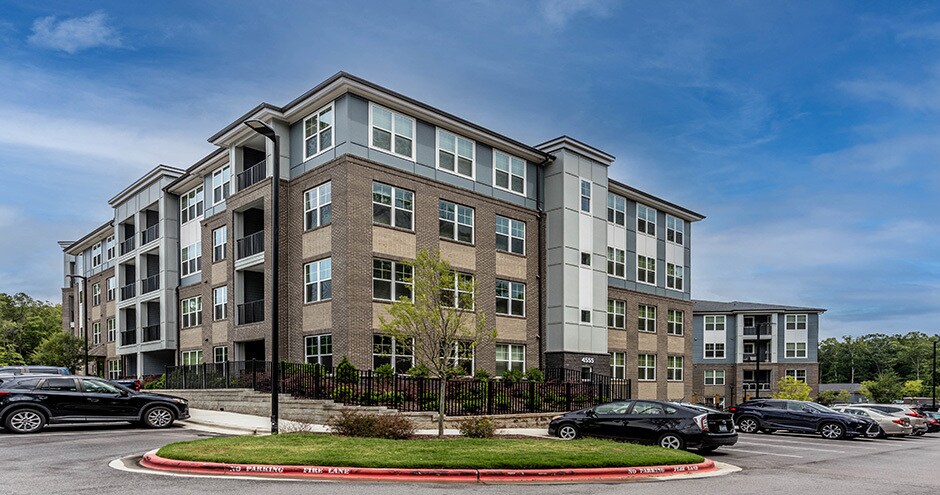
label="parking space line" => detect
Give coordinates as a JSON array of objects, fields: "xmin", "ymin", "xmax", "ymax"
[
  {"xmin": 736, "ymin": 441, "xmax": 844, "ymax": 453},
  {"xmin": 738, "ymin": 435, "xmax": 880, "ymax": 449},
  {"xmin": 722, "ymin": 447, "xmax": 803, "ymax": 458}
]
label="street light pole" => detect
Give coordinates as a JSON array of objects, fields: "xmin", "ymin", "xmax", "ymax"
[
  {"xmin": 68, "ymin": 274, "xmax": 89, "ymax": 375},
  {"xmin": 243, "ymin": 119, "xmax": 280, "ymax": 435},
  {"xmin": 932, "ymin": 337, "xmax": 937, "ymax": 410}
]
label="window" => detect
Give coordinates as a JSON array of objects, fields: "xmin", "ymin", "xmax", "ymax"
[
  {"xmin": 303, "ymin": 182, "xmax": 332, "ymax": 230},
  {"xmin": 92, "ymin": 283, "xmax": 101, "ymax": 305},
  {"xmin": 580, "ymin": 309, "xmax": 592, "ymax": 323},
  {"xmin": 106, "ymin": 277, "xmax": 115, "ymax": 301},
  {"xmin": 638, "ymin": 304, "xmax": 656, "ymax": 332},
  {"xmin": 786, "ymin": 342, "xmax": 807, "ymax": 358},
  {"xmin": 493, "ymin": 150, "xmax": 525, "ymax": 195},
  {"xmin": 373, "ymin": 259, "xmax": 413, "ymax": 302},
  {"xmin": 496, "ymin": 343, "xmax": 525, "ymax": 375},
  {"xmin": 607, "ymin": 247, "xmax": 625, "ymax": 278},
  {"xmin": 638, "ymin": 354, "xmax": 656, "ymax": 381},
  {"xmin": 580, "ymin": 252, "xmax": 591, "ymax": 266},
  {"xmin": 38, "ymin": 378, "xmax": 77, "ymax": 392},
  {"xmin": 786, "ymin": 314, "xmax": 808, "ymax": 330},
  {"xmin": 637, "ymin": 204, "xmax": 656, "ymax": 236},
  {"xmin": 441, "ymin": 272, "xmax": 474, "ymax": 310},
  {"xmin": 704, "ymin": 369, "xmax": 725, "ymax": 385},
  {"xmin": 439, "ymin": 200, "xmax": 474, "ymax": 243},
  {"xmin": 437, "ymin": 129, "xmax": 475, "ymax": 178},
  {"xmin": 211, "ymin": 165, "xmax": 232, "ymax": 204},
  {"xmin": 213, "ymin": 286, "xmax": 227, "ymax": 321},
  {"xmin": 180, "ymin": 186, "xmax": 204, "ymax": 224},
  {"xmin": 214, "ymin": 346, "xmax": 228, "ymax": 363},
  {"xmin": 447, "ymin": 341, "xmax": 474, "ymax": 374},
  {"xmin": 93, "ymin": 321, "xmax": 101, "ymax": 345},
  {"xmin": 304, "ymin": 258, "xmax": 333, "ymax": 303},
  {"xmin": 607, "ymin": 299, "xmax": 625, "ymax": 329},
  {"xmin": 667, "ymin": 356, "xmax": 683, "ymax": 381},
  {"xmin": 704, "ymin": 343, "xmax": 726, "ymax": 359},
  {"xmin": 637, "ymin": 255, "xmax": 656, "ymax": 285},
  {"xmin": 303, "ymin": 103, "xmax": 334, "ymax": 159},
  {"xmin": 305, "ymin": 334, "xmax": 333, "ymax": 368},
  {"xmin": 666, "ymin": 263, "xmax": 684, "ymax": 290},
  {"xmin": 743, "ymin": 342, "xmax": 755, "ymax": 355},
  {"xmin": 495, "ymin": 280, "xmax": 525, "ymax": 317},
  {"xmin": 212, "ymin": 226, "xmax": 227, "ymax": 262},
  {"xmin": 92, "ymin": 242, "xmax": 102, "ymax": 267},
  {"xmin": 495, "ymin": 216, "xmax": 525, "ymax": 254},
  {"xmin": 181, "ymin": 350, "xmax": 202, "ymax": 366},
  {"xmin": 107, "ymin": 318, "xmax": 116, "ymax": 342},
  {"xmin": 666, "ymin": 215, "xmax": 684, "ymax": 245},
  {"xmin": 607, "ymin": 193, "xmax": 626, "ymax": 226},
  {"xmin": 579, "ymin": 179, "xmax": 591, "ymax": 212},
  {"xmin": 370, "ymin": 104, "xmax": 415, "ymax": 160},
  {"xmin": 181, "ymin": 242, "xmax": 202, "ymax": 277},
  {"xmin": 667, "ymin": 309, "xmax": 684, "ymax": 335},
  {"xmin": 181, "ymin": 297, "xmax": 202, "ymax": 328},
  {"xmin": 372, "ymin": 182, "xmax": 414, "ymax": 230},
  {"xmin": 704, "ymin": 315, "xmax": 726, "ymax": 331},
  {"xmin": 786, "ymin": 369, "xmax": 807, "ymax": 382},
  {"xmin": 108, "ymin": 360, "xmax": 121, "ymax": 380},
  {"xmin": 105, "ymin": 235, "xmax": 116, "ymax": 260},
  {"xmin": 373, "ymin": 335, "xmax": 414, "ymax": 372},
  {"xmin": 610, "ymin": 352, "xmax": 626, "ymax": 379}
]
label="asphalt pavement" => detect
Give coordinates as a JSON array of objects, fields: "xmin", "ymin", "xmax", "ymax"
[{"xmin": 3, "ymin": 421, "xmax": 939, "ymax": 494}]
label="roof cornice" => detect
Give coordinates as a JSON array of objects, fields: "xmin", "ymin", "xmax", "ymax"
[
  {"xmin": 64, "ymin": 220, "xmax": 113, "ymax": 254},
  {"xmin": 535, "ymin": 135, "xmax": 615, "ymax": 166},
  {"xmin": 108, "ymin": 164, "xmax": 185, "ymax": 206},
  {"xmin": 608, "ymin": 179, "xmax": 705, "ymax": 222}
]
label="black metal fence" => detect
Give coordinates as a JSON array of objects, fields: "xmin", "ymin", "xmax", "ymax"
[{"xmin": 164, "ymin": 361, "xmax": 631, "ymax": 416}]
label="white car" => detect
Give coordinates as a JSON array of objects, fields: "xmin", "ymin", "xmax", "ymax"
[
  {"xmin": 852, "ymin": 403, "xmax": 928, "ymax": 436},
  {"xmin": 832, "ymin": 405, "xmax": 913, "ymax": 438}
]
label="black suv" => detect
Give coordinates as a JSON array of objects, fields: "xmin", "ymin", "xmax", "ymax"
[
  {"xmin": 730, "ymin": 399, "xmax": 877, "ymax": 439},
  {"xmin": 0, "ymin": 375, "xmax": 189, "ymax": 434}
]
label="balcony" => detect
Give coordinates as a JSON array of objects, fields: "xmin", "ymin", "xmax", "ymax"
[
  {"xmin": 236, "ymin": 231, "xmax": 264, "ymax": 259},
  {"xmin": 237, "ymin": 160, "xmax": 266, "ymax": 191},
  {"xmin": 742, "ymin": 354, "xmax": 771, "ymax": 363},
  {"xmin": 743, "ymin": 382, "xmax": 771, "ymax": 391},
  {"xmin": 121, "ymin": 329, "xmax": 137, "ymax": 346},
  {"xmin": 142, "ymin": 324, "xmax": 160, "ymax": 342},
  {"xmin": 237, "ymin": 300, "xmax": 264, "ymax": 325},
  {"xmin": 140, "ymin": 274, "xmax": 160, "ymax": 295},
  {"xmin": 140, "ymin": 225, "xmax": 160, "ymax": 246},
  {"xmin": 120, "ymin": 283, "xmax": 136, "ymax": 300},
  {"xmin": 120, "ymin": 237, "xmax": 136, "ymax": 256},
  {"xmin": 743, "ymin": 326, "xmax": 772, "ymax": 338}
]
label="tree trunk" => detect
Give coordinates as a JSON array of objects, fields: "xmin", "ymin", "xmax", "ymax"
[{"xmin": 438, "ymin": 376, "xmax": 446, "ymax": 437}]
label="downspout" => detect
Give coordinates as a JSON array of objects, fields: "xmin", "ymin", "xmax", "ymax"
[
  {"xmin": 175, "ymin": 285, "xmax": 181, "ymax": 367},
  {"xmin": 536, "ymin": 157, "xmax": 550, "ymax": 370}
]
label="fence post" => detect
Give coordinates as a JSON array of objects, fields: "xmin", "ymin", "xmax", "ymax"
[
  {"xmin": 251, "ymin": 360, "xmax": 257, "ymax": 390},
  {"xmin": 182, "ymin": 365, "xmax": 187, "ymax": 389},
  {"xmin": 565, "ymin": 382, "xmax": 572, "ymax": 411},
  {"xmin": 201, "ymin": 363, "xmax": 206, "ymax": 389},
  {"xmin": 487, "ymin": 379, "xmax": 494, "ymax": 415}
]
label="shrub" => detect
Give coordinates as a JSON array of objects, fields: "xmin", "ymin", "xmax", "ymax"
[
  {"xmin": 374, "ymin": 364, "xmax": 395, "ymax": 382},
  {"xmin": 328, "ymin": 410, "xmax": 415, "ymax": 439},
  {"xmin": 418, "ymin": 392, "xmax": 439, "ymax": 411},
  {"xmin": 461, "ymin": 399, "xmax": 483, "ymax": 414},
  {"xmin": 457, "ymin": 417, "xmax": 496, "ymax": 438},
  {"xmin": 406, "ymin": 364, "xmax": 430, "ymax": 378},
  {"xmin": 143, "ymin": 374, "xmax": 165, "ymax": 390},
  {"xmin": 380, "ymin": 391, "xmax": 406, "ymax": 406},
  {"xmin": 543, "ymin": 391, "xmax": 566, "ymax": 407},
  {"xmin": 473, "ymin": 369, "xmax": 491, "ymax": 381},
  {"xmin": 494, "ymin": 394, "xmax": 512, "ymax": 411},
  {"xmin": 336, "ymin": 357, "xmax": 359, "ymax": 384},
  {"xmin": 524, "ymin": 368, "xmax": 545, "ymax": 383},
  {"xmin": 502, "ymin": 369, "xmax": 523, "ymax": 383},
  {"xmin": 332, "ymin": 385, "xmax": 356, "ymax": 403},
  {"xmin": 446, "ymin": 366, "xmax": 467, "ymax": 378}
]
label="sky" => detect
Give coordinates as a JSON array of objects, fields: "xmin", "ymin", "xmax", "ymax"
[{"xmin": 0, "ymin": 1, "xmax": 938, "ymax": 339}]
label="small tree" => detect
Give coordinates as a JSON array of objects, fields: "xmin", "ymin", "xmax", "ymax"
[
  {"xmin": 379, "ymin": 249, "xmax": 493, "ymax": 437},
  {"xmin": 0, "ymin": 343, "xmax": 26, "ymax": 366},
  {"xmin": 28, "ymin": 332, "xmax": 85, "ymax": 371},
  {"xmin": 860, "ymin": 372, "xmax": 903, "ymax": 403},
  {"xmin": 902, "ymin": 379, "xmax": 924, "ymax": 398},
  {"xmin": 773, "ymin": 376, "xmax": 812, "ymax": 400},
  {"xmin": 816, "ymin": 389, "xmax": 852, "ymax": 406}
]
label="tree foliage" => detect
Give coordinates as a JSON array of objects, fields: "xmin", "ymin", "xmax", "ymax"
[
  {"xmin": 0, "ymin": 343, "xmax": 26, "ymax": 366},
  {"xmin": 859, "ymin": 372, "xmax": 904, "ymax": 403},
  {"xmin": 816, "ymin": 389, "xmax": 851, "ymax": 406},
  {"xmin": 28, "ymin": 332, "xmax": 85, "ymax": 371},
  {"xmin": 773, "ymin": 375, "xmax": 812, "ymax": 400},
  {"xmin": 819, "ymin": 332, "xmax": 939, "ymax": 393},
  {"xmin": 0, "ymin": 293, "xmax": 64, "ymax": 363}
]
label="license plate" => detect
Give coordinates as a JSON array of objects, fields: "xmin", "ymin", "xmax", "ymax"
[{"xmin": 718, "ymin": 424, "xmax": 728, "ymax": 432}]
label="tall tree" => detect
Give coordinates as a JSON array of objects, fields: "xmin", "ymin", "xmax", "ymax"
[
  {"xmin": 0, "ymin": 293, "xmax": 63, "ymax": 360},
  {"xmin": 29, "ymin": 332, "xmax": 85, "ymax": 371}
]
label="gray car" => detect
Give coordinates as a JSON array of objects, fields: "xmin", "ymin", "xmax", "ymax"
[
  {"xmin": 852, "ymin": 403, "xmax": 928, "ymax": 435},
  {"xmin": 832, "ymin": 405, "xmax": 913, "ymax": 438}
]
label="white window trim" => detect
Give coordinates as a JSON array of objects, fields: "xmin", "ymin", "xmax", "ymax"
[
  {"xmin": 368, "ymin": 102, "xmax": 416, "ymax": 161},
  {"xmin": 666, "ymin": 214, "xmax": 684, "ymax": 246},
  {"xmin": 785, "ymin": 314, "xmax": 808, "ymax": 330},
  {"xmin": 607, "ymin": 299, "xmax": 626, "ymax": 329},
  {"xmin": 607, "ymin": 192, "xmax": 626, "ymax": 226},
  {"xmin": 638, "ymin": 354, "xmax": 656, "ymax": 381},
  {"xmin": 214, "ymin": 345, "xmax": 228, "ymax": 363},
  {"xmin": 785, "ymin": 341, "xmax": 808, "ymax": 358},
  {"xmin": 213, "ymin": 286, "xmax": 227, "ymax": 321},
  {"xmin": 303, "ymin": 102, "xmax": 336, "ymax": 161},
  {"xmin": 704, "ymin": 342, "xmax": 726, "ymax": 359},
  {"xmin": 704, "ymin": 315, "xmax": 726, "ymax": 332},
  {"xmin": 579, "ymin": 179, "xmax": 592, "ymax": 213},
  {"xmin": 667, "ymin": 309, "xmax": 684, "ymax": 335},
  {"xmin": 610, "ymin": 352, "xmax": 626, "ymax": 379},
  {"xmin": 304, "ymin": 258, "xmax": 333, "ymax": 304},
  {"xmin": 211, "ymin": 165, "xmax": 232, "ymax": 206},
  {"xmin": 495, "ymin": 279, "xmax": 525, "ymax": 317},
  {"xmin": 303, "ymin": 181, "xmax": 332, "ymax": 231},
  {"xmin": 667, "ymin": 356, "xmax": 683, "ymax": 382},
  {"xmin": 786, "ymin": 369, "xmax": 807, "ymax": 382},
  {"xmin": 638, "ymin": 304, "xmax": 656, "ymax": 333},
  {"xmin": 666, "ymin": 263, "xmax": 684, "ymax": 291},
  {"xmin": 636, "ymin": 204, "xmax": 657, "ymax": 237},
  {"xmin": 492, "ymin": 149, "xmax": 526, "ymax": 196},
  {"xmin": 637, "ymin": 254, "xmax": 656, "ymax": 286},
  {"xmin": 181, "ymin": 242, "xmax": 202, "ymax": 277},
  {"xmin": 496, "ymin": 343, "xmax": 526, "ymax": 373},
  {"xmin": 372, "ymin": 182, "xmax": 414, "ymax": 231},
  {"xmin": 212, "ymin": 226, "xmax": 227, "ymax": 262},
  {"xmin": 435, "ymin": 128, "xmax": 476, "ymax": 180},
  {"xmin": 372, "ymin": 258, "xmax": 414, "ymax": 303},
  {"xmin": 180, "ymin": 185, "xmax": 204, "ymax": 225},
  {"xmin": 181, "ymin": 296, "xmax": 202, "ymax": 328},
  {"xmin": 607, "ymin": 246, "xmax": 626, "ymax": 279},
  {"xmin": 439, "ymin": 200, "xmax": 475, "ymax": 244},
  {"xmin": 495, "ymin": 215, "xmax": 525, "ymax": 255},
  {"xmin": 705, "ymin": 369, "xmax": 725, "ymax": 386},
  {"xmin": 305, "ymin": 334, "xmax": 333, "ymax": 366}
]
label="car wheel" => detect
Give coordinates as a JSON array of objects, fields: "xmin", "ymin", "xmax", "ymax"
[
  {"xmin": 737, "ymin": 416, "xmax": 760, "ymax": 433},
  {"xmin": 142, "ymin": 406, "xmax": 175, "ymax": 429},
  {"xmin": 819, "ymin": 422, "xmax": 845, "ymax": 439},
  {"xmin": 4, "ymin": 408, "xmax": 47, "ymax": 434},
  {"xmin": 658, "ymin": 433, "xmax": 685, "ymax": 450},
  {"xmin": 556, "ymin": 423, "xmax": 579, "ymax": 440},
  {"xmin": 913, "ymin": 430, "xmax": 925, "ymax": 436}
]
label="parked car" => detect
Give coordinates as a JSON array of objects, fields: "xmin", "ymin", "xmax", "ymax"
[
  {"xmin": 548, "ymin": 399, "xmax": 738, "ymax": 452},
  {"xmin": 730, "ymin": 399, "xmax": 878, "ymax": 439},
  {"xmin": 919, "ymin": 410, "xmax": 940, "ymax": 433},
  {"xmin": 0, "ymin": 366, "xmax": 71, "ymax": 376},
  {"xmin": 0, "ymin": 375, "xmax": 189, "ymax": 434},
  {"xmin": 831, "ymin": 405, "xmax": 913, "ymax": 438},
  {"xmin": 851, "ymin": 404, "xmax": 928, "ymax": 436}
]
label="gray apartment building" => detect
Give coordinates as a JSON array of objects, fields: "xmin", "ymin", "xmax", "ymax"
[
  {"xmin": 60, "ymin": 71, "xmax": 707, "ymax": 400},
  {"xmin": 691, "ymin": 300, "xmax": 825, "ymax": 407}
]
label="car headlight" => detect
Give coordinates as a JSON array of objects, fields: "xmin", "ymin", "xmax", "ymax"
[
  {"xmin": 172, "ymin": 398, "xmax": 187, "ymax": 404},
  {"xmin": 551, "ymin": 415, "xmax": 563, "ymax": 421}
]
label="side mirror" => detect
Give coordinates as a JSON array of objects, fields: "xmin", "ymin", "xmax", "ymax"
[
  {"xmin": 586, "ymin": 409, "xmax": 597, "ymax": 417},
  {"xmin": 803, "ymin": 407, "xmax": 815, "ymax": 413}
]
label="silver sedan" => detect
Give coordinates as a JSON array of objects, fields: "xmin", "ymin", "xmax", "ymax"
[{"xmin": 833, "ymin": 406, "xmax": 913, "ymax": 438}]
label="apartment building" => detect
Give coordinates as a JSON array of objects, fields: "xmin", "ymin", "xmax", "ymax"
[
  {"xmin": 691, "ymin": 300, "xmax": 825, "ymax": 407},
  {"xmin": 60, "ymin": 72, "xmax": 704, "ymax": 400}
]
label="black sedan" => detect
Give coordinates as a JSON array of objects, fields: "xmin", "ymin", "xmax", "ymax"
[
  {"xmin": 547, "ymin": 400, "xmax": 738, "ymax": 452},
  {"xmin": 0, "ymin": 375, "xmax": 189, "ymax": 434},
  {"xmin": 729, "ymin": 399, "xmax": 878, "ymax": 439}
]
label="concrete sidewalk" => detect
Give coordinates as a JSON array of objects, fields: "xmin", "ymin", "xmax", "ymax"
[{"xmin": 181, "ymin": 408, "xmax": 551, "ymax": 438}]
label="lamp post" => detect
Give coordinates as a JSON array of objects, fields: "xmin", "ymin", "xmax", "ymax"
[
  {"xmin": 67, "ymin": 274, "xmax": 89, "ymax": 375},
  {"xmin": 932, "ymin": 337, "xmax": 937, "ymax": 410},
  {"xmin": 243, "ymin": 119, "xmax": 280, "ymax": 435}
]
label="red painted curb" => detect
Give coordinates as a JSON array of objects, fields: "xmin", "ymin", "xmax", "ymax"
[{"xmin": 140, "ymin": 453, "xmax": 716, "ymax": 483}]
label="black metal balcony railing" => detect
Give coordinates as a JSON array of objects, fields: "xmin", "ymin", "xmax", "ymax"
[
  {"xmin": 120, "ymin": 283, "xmax": 136, "ymax": 300},
  {"xmin": 237, "ymin": 159, "xmax": 266, "ymax": 191},
  {"xmin": 236, "ymin": 230, "xmax": 264, "ymax": 259},
  {"xmin": 743, "ymin": 327, "xmax": 773, "ymax": 336},
  {"xmin": 140, "ymin": 224, "xmax": 160, "ymax": 246},
  {"xmin": 140, "ymin": 274, "xmax": 160, "ymax": 294},
  {"xmin": 742, "ymin": 354, "xmax": 771, "ymax": 363},
  {"xmin": 121, "ymin": 329, "xmax": 137, "ymax": 346},
  {"xmin": 237, "ymin": 300, "xmax": 264, "ymax": 325},
  {"xmin": 119, "ymin": 237, "xmax": 135, "ymax": 255},
  {"xmin": 142, "ymin": 324, "xmax": 160, "ymax": 342}
]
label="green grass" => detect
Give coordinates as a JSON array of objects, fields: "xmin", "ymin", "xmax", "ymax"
[{"xmin": 156, "ymin": 434, "xmax": 703, "ymax": 469}]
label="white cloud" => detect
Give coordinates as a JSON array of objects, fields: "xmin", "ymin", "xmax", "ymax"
[
  {"xmin": 539, "ymin": 0, "xmax": 613, "ymax": 27},
  {"xmin": 28, "ymin": 11, "xmax": 121, "ymax": 54}
]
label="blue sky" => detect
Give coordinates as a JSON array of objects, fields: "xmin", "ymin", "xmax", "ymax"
[{"xmin": 0, "ymin": 1, "xmax": 938, "ymax": 338}]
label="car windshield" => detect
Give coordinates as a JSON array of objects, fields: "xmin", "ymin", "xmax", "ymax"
[{"xmin": 805, "ymin": 403, "xmax": 838, "ymax": 414}]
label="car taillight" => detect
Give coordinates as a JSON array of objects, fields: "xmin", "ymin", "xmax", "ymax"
[
  {"xmin": 906, "ymin": 412, "xmax": 923, "ymax": 418},
  {"xmin": 693, "ymin": 414, "xmax": 709, "ymax": 432},
  {"xmin": 928, "ymin": 419, "xmax": 939, "ymax": 425},
  {"xmin": 0, "ymin": 391, "xmax": 9, "ymax": 397},
  {"xmin": 134, "ymin": 380, "xmax": 141, "ymax": 392},
  {"xmin": 892, "ymin": 418, "xmax": 904, "ymax": 425},
  {"xmin": 729, "ymin": 407, "xmax": 737, "ymax": 413}
]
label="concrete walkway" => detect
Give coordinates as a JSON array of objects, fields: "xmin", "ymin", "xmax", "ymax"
[{"xmin": 181, "ymin": 408, "xmax": 551, "ymax": 438}]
